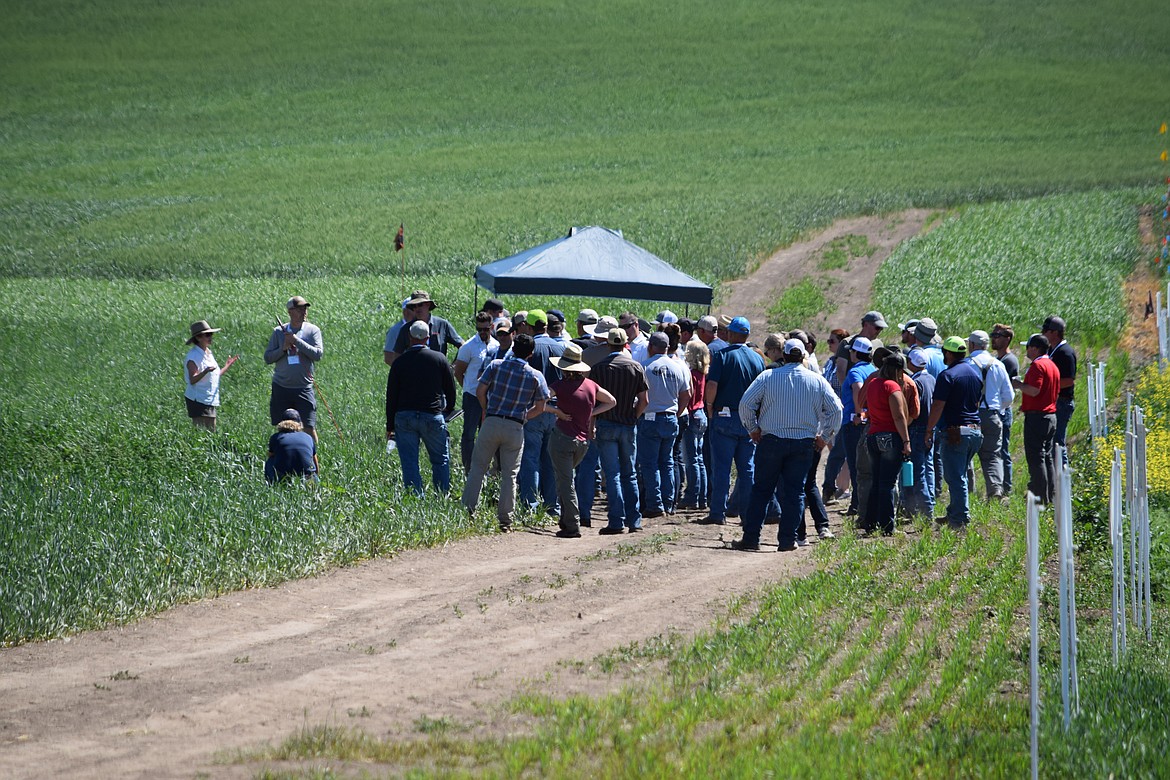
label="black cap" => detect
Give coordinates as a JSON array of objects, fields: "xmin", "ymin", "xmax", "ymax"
[
  {"xmin": 1026, "ymin": 333, "xmax": 1049, "ymax": 351},
  {"xmin": 483, "ymin": 297, "xmax": 505, "ymax": 313}
]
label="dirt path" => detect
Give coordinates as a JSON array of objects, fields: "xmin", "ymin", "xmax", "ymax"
[
  {"xmin": 720, "ymin": 209, "xmax": 938, "ymax": 335},
  {"xmin": 0, "ymin": 508, "xmax": 827, "ymax": 779},
  {"xmin": 0, "ymin": 211, "xmax": 937, "ymax": 779}
]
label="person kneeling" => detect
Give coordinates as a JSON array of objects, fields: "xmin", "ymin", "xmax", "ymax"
[{"xmin": 265, "ymin": 408, "xmax": 319, "ymax": 484}]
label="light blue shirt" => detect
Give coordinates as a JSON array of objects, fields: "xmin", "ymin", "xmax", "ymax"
[
  {"xmin": 920, "ymin": 344, "xmax": 946, "ymax": 378},
  {"xmin": 968, "ymin": 349, "xmax": 1015, "ymax": 411},
  {"xmin": 642, "ymin": 354, "xmax": 691, "ymax": 414},
  {"xmin": 739, "ymin": 363, "xmax": 842, "ymax": 443}
]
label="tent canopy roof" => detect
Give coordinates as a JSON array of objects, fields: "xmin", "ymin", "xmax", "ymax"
[{"xmin": 474, "ymin": 226, "xmax": 712, "ymax": 306}]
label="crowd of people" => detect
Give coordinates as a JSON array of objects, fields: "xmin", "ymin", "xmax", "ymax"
[{"xmin": 183, "ymin": 293, "xmax": 1076, "ymax": 548}]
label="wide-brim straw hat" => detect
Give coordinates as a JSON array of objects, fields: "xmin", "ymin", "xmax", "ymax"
[
  {"xmin": 186, "ymin": 320, "xmax": 221, "ymax": 344},
  {"xmin": 551, "ymin": 343, "xmax": 590, "ymax": 373},
  {"xmin": 407, "ymin": 290, "xmax": 438, "ymax": 309}
]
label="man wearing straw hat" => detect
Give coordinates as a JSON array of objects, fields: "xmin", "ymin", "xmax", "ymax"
[
  {"xmin": 386, "ymin": 290, "xmax": 464, "ymax": 364},
  {"xmin": 546, "ymin": 343, "xmax": 617, "ymax": 538},
  {"xmin": 387, "ymin": 320, "xmax": 458, "ymax": 496},
  {"xmin": 265, "ymin": 296, "xmax": 324, "ymax": 444}
]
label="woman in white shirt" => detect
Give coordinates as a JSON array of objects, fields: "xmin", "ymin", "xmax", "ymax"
[{"xmin": 184, "ymin": 320, "xmax": 236, "ymax": 431}]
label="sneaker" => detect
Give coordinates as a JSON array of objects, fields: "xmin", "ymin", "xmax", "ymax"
[
  {"xmin": 628, "ymin": 526, "xmax": 642, "ymax": 533},
  {"xmin": 795, "ymin": 538, "xmax": 810, "ymax": 548},
  {"xmin": 642, "ymin": 509, "xmax": 664, "ymax": 519},
  {"xmin": 822, "ymin": 487, "xmax": 837, "ymax": 505},
  {"xmin": 555, "ymin": 529, "xmax": 582, "ymax": 539},
  {"xmin": 818, "ymin": 528, "xmax": 835, "ymax": 540},
  {"xmin": 499, "ymin": 525, "xmax": 513, "ymax": 534},
  {"xmin": 726, "ymin": 510, "xmax": 740, "ymax": 519},
  {"xmin": 730, "ymin": 538, "xmax": 760, "ymax": 552},
  {"xmin": 695, "ymin": 516, "xmax": 727, "ymax": 526},
  {"xmin": 777, "ymin": 543, "xmax": 797, "ymax": 552},
  {"xmin": 598, "ymin": 527, "xmax": 625, "ymax": 535},
  {"xmin": 836, "ymin": 489, "xmax": 852, "ymax": 501},
  {"xmin": 933, "ymin": 516, "xmax": 949, "ymax": 525}
]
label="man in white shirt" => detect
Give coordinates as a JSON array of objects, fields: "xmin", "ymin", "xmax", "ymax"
[
  {"xmin": 637, "ymin": 332, "xmax": 691, "ymax": 517},
  {"xmin": 453, "ymin": 312, "xmax": 499, "ymax": 470},
  {"xmin": 967, "ymin": 330, "xmax": 1015, "ymax": 501}
]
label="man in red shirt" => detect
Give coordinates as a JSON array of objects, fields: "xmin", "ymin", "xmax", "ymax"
[{"xmin": 1013, "ymin": 333, "xmax": 1061, "ymax": 504}]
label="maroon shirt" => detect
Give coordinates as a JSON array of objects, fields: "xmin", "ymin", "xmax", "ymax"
[{"xmin": 551, "ymin": 377, "xmax": 599, "ymax": 441}]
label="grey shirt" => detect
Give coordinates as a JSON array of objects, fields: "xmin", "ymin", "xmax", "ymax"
[{"xmin": 265, "ymin": 320, "xmax": 323, "ymax": 388}]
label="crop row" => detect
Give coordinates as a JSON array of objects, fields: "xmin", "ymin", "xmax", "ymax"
[{"xmin": 873, "ymin": 189, "xmax": 1142, "ymax": 340}]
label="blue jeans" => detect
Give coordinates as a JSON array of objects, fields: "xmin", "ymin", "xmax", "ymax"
[
  {"xmin": 637, "ymin": 414, "xmax": 680, "ymax": 515},
  {"xmin": 575, "ymin": 440, "xmax": 601, "ymax": 525},
  {"xmin": 822, "ymin": 433, "xmax": 847, "ymax": 495},
  {"xmin": 841, "ymin": 422, "xmax": 863, "ymax": 511},
  {"xmin": 742, "ymin": 436, "xmax": 815, "ymax": 548},
  {"xmin": 394, "ymin": 410, "xmax": 450, "ymax": 496},
  {"xmin": 1055, "ymin": 397, "xmax": 1074, "ymax": 465},
  {"xmin": 595, "ymin": 419, "xmax": 640, "ymax": 530},
  {"xmin": 999, "ymin": 407, "xmax": 1014, "ymax": 494},
  {"xmin": 940, "ymin": 426, "xmax": 983, "ymax": 526},
  {"xmin": 865, "ymin": 432, "xmax": 902, "ymax": 534},
  {"xmin": 681, "ymin": 409, "xmax": 708, "ymax": 507},
  {"xmin": 460, "ymin": 391, "xmax": 483, "ymax": 471},
  {"xmin": 709, "ymin": 414, "xmax": 755, "ymax": 520},
  {"xmin": 520, "ymin": 411, "xmax": 559, "ymax": 513},
  {"xmin": 902, "ymin": 425, "xmax": 935, "ymax": 518}
]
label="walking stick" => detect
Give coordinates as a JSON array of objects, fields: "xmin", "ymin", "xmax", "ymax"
[{"xmin": 275, "ymin": 314, "xmax": 344, "ymax": 443}]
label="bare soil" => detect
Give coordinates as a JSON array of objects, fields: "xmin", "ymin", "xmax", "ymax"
[
  {"xmin": 719, "ymin": 209, "xmax": 939, "ymax": 336},
  {"xmin": 0, "ymin": 212, "xmax": 932, "ymax": 779}
]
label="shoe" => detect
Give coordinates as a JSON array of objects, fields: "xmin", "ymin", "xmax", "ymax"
[
  {"xmin": 499, "ymin": 525, "xmax": 513, "ymax": 533},
  {"xmin": 763, "ymin": 515, "xmax": 780, "ymax": 525},
  {"xmin": 777, "ymin": 543, "xmax": 797, "ymax": 552},
  {"xmin": 837, "ymin": 489, "xmax": 852, "ymax": 501},
  {"xmin": 695, "ymin": 516, "xmax": 727, "ymax": 525},
  {"xmin": 730, "ymin": 539, "xmax": 760, "ymax": 552},
  {"xmin": 676, "ymin": 502, "xmax": 697, "ymax": 510},
  {"xmin": 642, "ymin": 509, "xmax": 664, "ymax": 519},
  {"xmin": 818, "ymin": 528, "xmax": 835, "ymax": 540},
  {"xmin": 598, "ymin": 527, "xmax": 625, "ymax": 535},
  {"xmin": 947, "ymin": 520, "xmax": 968, "ymax": 531},
  {"xmin": 821, "ymin": 487, "xmax": 837, "ymax": 505},
  {"xmin": 795, "ymin": 538, "xmax": 810, "ymax": 547},
  {"xmin": 726, "ymin": 510, "xmax": 740, "ymax": 519},
  {"xmin": 628, "ymin": 526, "xmax": 642, "ymax": 532},
  {"xmin": 933, "ymin": 516, "xmax": 949, "ymax": 525},
  {"xmin": 555, "ymin": 529, "xmax": 582, "ymax": 538},
  {"xmin": 581, "ymin": 520, "xmax": 592, "ymax": 528}
]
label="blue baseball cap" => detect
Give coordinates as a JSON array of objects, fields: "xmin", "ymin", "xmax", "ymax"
[{"xmin": 728, "ymin": 316, "xmax": 751, "ymax": 334}]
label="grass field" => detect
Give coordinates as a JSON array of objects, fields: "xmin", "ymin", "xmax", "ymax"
[
  {"xmin": 2, "ymin": 0, "xmax": 1169, "ymax": 774},
  {"xmin": 2, "ymin": 0, "xmax": 1165, "ymax": 281}
]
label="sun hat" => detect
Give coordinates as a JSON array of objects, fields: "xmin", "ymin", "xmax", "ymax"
[
  {"xmin": 588, "ymin": 315, "xmax": 620, "ymax": 338},
  {"xmin": 1025, "ymin": 333, "xmax": 1049, "ymax": 351},
  {"xmin": 576, "ymin": 308, "xmax": 599, "ymax": 325},
  {"xmin": 861, "ymin": 311, "xmax": 888, "ymax": 329},
  {"xmin": 914, "ymin": 318, "xmax": 938, "ymax": 342},
  {"xmin": 942, "ymin": 336, "xmax": 968, "ymax": 353},
  {"xmin": 648, "ymin": 331, "xmax": 670, "ymax": 350},
  {"xmin": 718, "ymin": 314, "xmax": 734, "ymax": 327},
  {"xmin": 606, "ymin": 327, "xmax": 628, "ymax": 346},
  {"xmin": 406, "ymin": 290, "xmax": 437, "ymax": 309},
  {"xmin": 728, "ymin": 316, "xmax": 751, "ymax": 334},
  {"xmin": 697, "ymin": 315, "xmax": 718, "ymax": 332},
  {"xmin": 408, "ymin": 320, "xmax": 430, "ymax": 339},
  {"xmin": 967, "ymin": 330, "xmax": 990, "ymax": 349},
  {"xmin": 186, "ymin": 320, "xmax": 221, "ymax": 344},
  {"xmin": 551, "ymin": 342, "xmax": 591, "ymax": 373},
  {"xmin": 281, "ymin": 408, "xmax": 302, "ymax": 424},
  {"xmin": 286, "ymin": 296, "xmax": 311, "ymax": 310},
  {"xmin": 653, "ymin": 310, "xmax": 679, "ymax": 325},
  {"xmin": 851, "ymin": 336, "xmax": 873, "ymax": 355}
]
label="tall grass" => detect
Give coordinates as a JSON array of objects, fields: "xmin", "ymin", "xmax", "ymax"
[{"xmin": 2, "ymin": 0, "xmax": 1165, "ymax": 280}]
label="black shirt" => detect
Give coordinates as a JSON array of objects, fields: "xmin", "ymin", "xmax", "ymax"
[
  {"xmin": 1048, "ymin": 341, "xmax": 1076, "ymax": 401},
  {"xmin": 386, "ymin": 345, "xmax": 457, "ymax": 432}
]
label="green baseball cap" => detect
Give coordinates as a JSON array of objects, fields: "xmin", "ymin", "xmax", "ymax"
[{"xmin": 942, "ymin": 336, "xmax": 968, "ymax": 354}]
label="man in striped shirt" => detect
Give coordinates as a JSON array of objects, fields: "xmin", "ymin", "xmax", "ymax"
[
  {"xmin": 732, "ymin": 339, "xmax": 843, "ymax": 552},
  {"xmin": 461, "ymin": 334, "xmax": 550, "ymax": 532}
]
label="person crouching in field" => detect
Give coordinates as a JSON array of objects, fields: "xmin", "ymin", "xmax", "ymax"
[
  {"xmin": 183, "ymin": 320, "xmax": 236, "ymax": 432},
  {"xmin": 265, "ymin": 409, "xmax": 319, "ymax": 483}
]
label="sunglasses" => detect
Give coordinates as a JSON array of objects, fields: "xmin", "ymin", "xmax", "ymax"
[{"xmin": 476, "ymin": 327, "xmax": 491, "ymax": 333}]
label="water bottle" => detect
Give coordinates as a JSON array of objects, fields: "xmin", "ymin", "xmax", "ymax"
[{"xmin": 901, "ymin": 457, "xmax": 913, "ymax": 488}]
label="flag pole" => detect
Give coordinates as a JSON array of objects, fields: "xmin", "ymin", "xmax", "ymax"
[{"xmin": 395, "ymin": 223, "xmax": 406, "ymax": 299}]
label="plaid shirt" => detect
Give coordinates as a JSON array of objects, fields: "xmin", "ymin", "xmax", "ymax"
[{"xmin": 479, "ymin": 355, "xmax": 550, "ymax": 421}]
